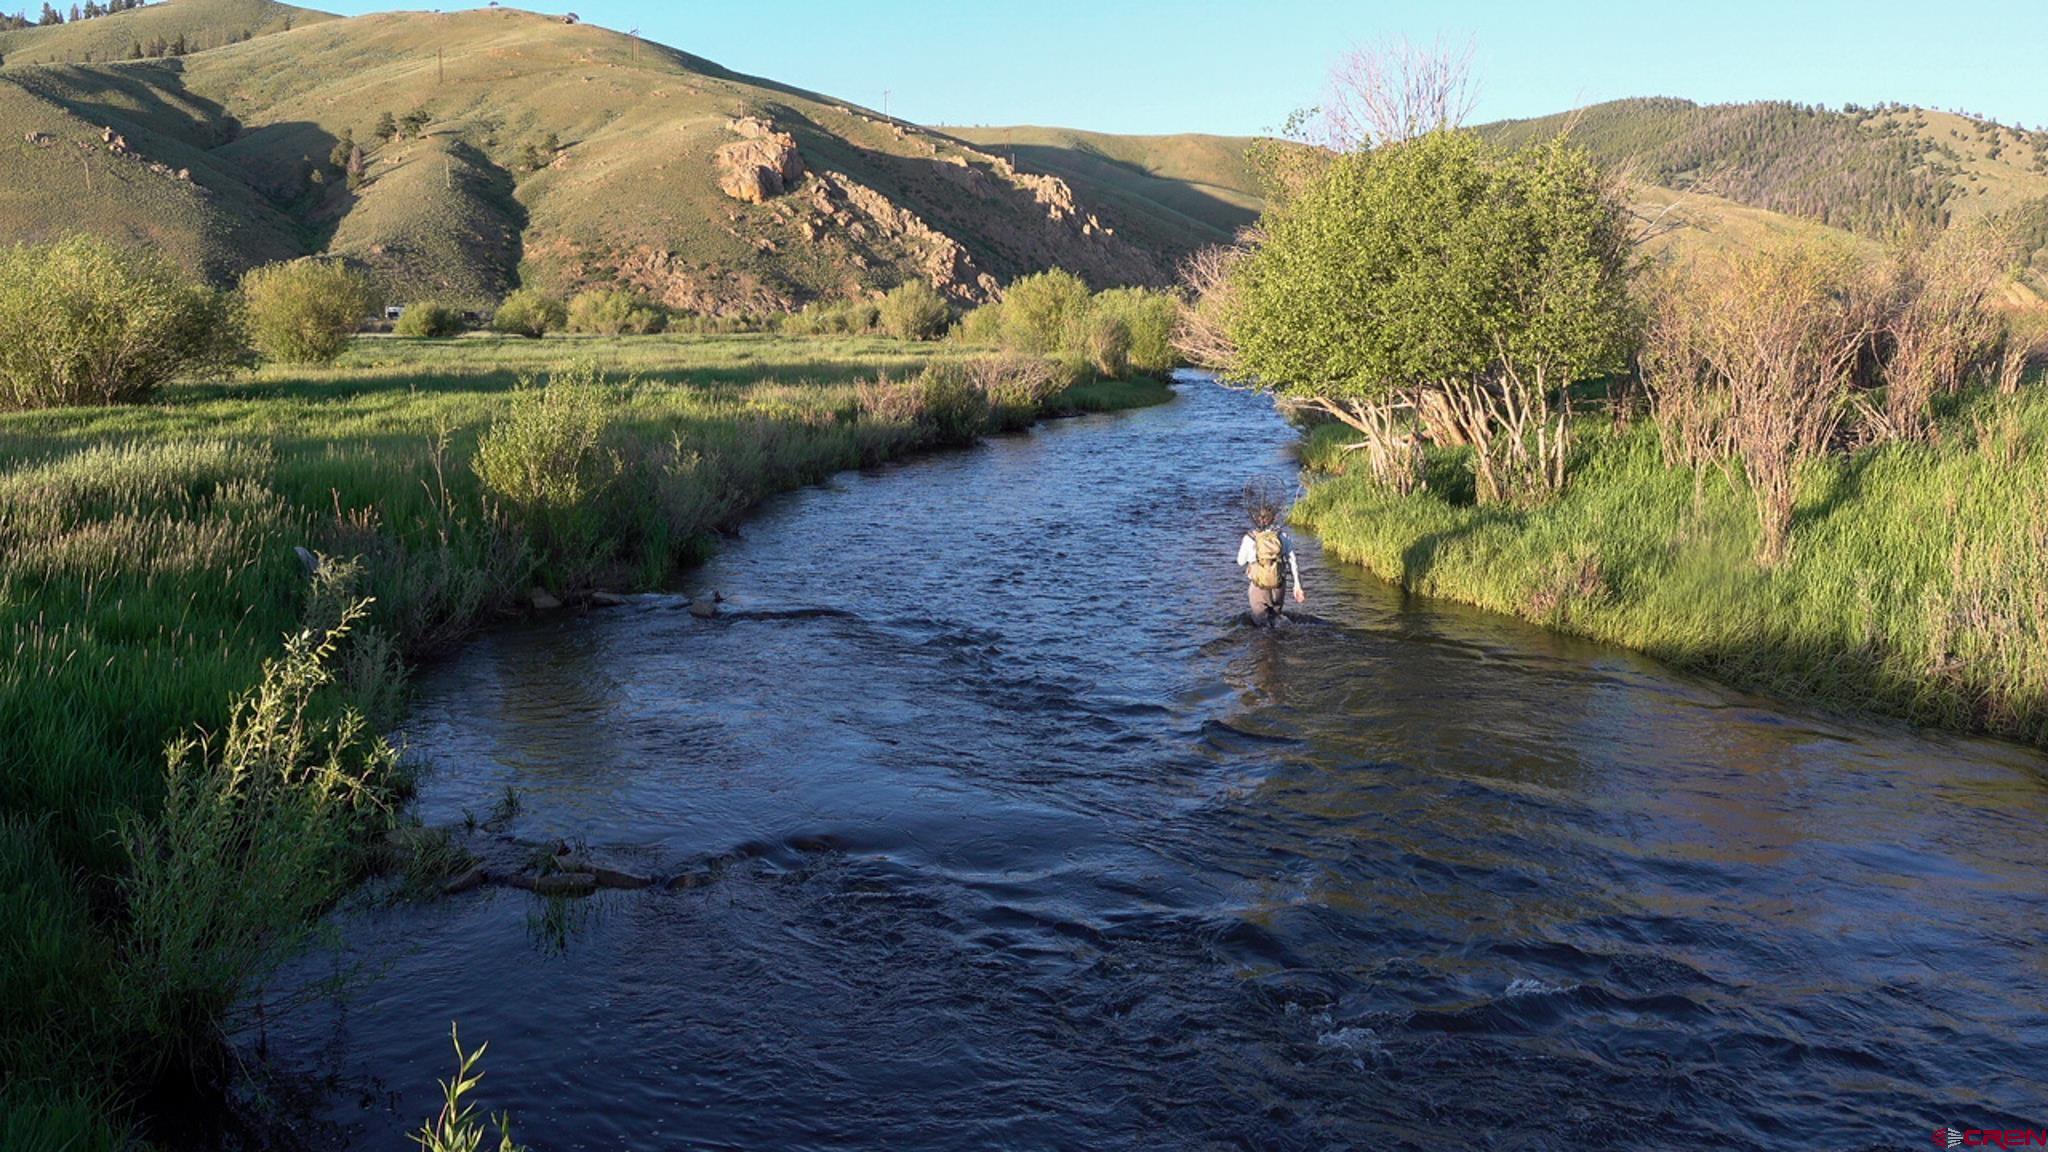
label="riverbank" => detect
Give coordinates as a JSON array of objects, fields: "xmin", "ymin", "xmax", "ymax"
[
  {"xmin": 0, "ymin": 333, "xmax": 1170, "ymax": 1147},
  {"xmin": 1294, "ymin": 379, "xmax": 2048, "ymax": 748}
]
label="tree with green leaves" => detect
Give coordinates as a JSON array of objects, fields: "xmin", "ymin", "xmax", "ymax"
[
  {"xmin": 328, "ymin": 128, "xmax": 355, "ymax": 172},
  {"xmin": 1229, "ymin": 130, "xmax": 1635, "ymax": 504}
]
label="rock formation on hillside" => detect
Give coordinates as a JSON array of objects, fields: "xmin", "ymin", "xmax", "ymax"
[{"xmin": 714, "ymin": 117, "xmax": 803, "ymax": 204}]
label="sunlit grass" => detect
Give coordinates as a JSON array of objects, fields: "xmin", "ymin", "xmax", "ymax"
[
  {"xmin": 0, "ymin": 333, "xmax": 1169, "ymax": 1145},
  {"xmin": 1297, "ymin": 378, "xmax": 2048, "ymax": 744}
]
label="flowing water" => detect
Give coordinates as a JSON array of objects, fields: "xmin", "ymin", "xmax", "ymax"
[{"xmin": 249, "ymin": 376, "xmax": 2048, "ymax": 1150}]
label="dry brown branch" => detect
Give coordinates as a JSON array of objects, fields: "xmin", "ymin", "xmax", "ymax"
[
  {"xmin": 1315, "ymin": 36, "xmax": 1477, "ymax": 153},
  {"xmin": 1171, "ymin": 241, "xmax": 1250, "ymax": 373}
]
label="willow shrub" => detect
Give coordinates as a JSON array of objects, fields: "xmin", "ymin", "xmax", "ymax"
[
  {"xmin": 567, "ymin": 289, "xmax": 665, "ymax": 336},
  {"xmin": 1089, "ymin": 287, "xmax": 1180, "ymax": 377},
  {"xmin": 491, "ymin": 289, "xmax": 566, "ymax": 338},
  {"xmin": 0, "ymin": 234, "xmax": 241, "ymax": 410},
  {"xmin": 879, "ymin": 280, "xmax": 953, "ymax": 342},
  {"xmin": 395, "ymin": 301, "xmax": 464, "ymax": 339},
  {"xmin": 472, "ymin": 364, "xmax": 623, "ymax": 581},
  {"xmin": 241, "ymin": 259, "xmax": 378, "ymax": 365}
]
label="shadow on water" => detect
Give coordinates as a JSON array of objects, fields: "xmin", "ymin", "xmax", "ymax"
[{"xmin": 241, "ymin": 375, "xmax": 2048, "ymax": 1151}]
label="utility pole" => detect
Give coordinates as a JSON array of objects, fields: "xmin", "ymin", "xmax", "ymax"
[
  {"xmin": 883, "ymin": 89, "xmax": 892, "ymax": 120},
  {"xmin": 436, "ymin": 48, "xmax": 444, "ymax": 85},
  {"xmin": 629, "ymin": 27, "xmax": 638, "ymax": 63}
]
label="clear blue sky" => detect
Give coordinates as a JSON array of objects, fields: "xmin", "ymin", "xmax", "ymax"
[{"xmin": 318, "ymin": 1, "xmax": 2048, "ymax": 135}]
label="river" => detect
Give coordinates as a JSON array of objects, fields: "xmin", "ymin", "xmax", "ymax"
[{"xmin": 246, "ymin": 374, "xmax": 2048, "ymax": 1150}]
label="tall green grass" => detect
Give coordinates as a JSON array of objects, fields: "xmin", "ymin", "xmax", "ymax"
[
  {"xmin": 1296, "ymin": 378, "xmax": 2048, "ymax": 744},
  {"xmin": 0, "ymin": 334, "xmax": 1169, "ymax": 1145}
]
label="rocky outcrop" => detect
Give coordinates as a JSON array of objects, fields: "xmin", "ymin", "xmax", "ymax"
[
  {"xmin": 815, "ymin": 169, "xmax": 1001, "ymax": 303},
  {"xmin": 714, "ymin": 116, "xmax": 803, "ymax": 203}
]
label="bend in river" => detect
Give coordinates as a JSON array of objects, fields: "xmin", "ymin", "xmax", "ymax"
[{"xmin": 247, "ymin": 375, "xmax": 2048, "ymax": 1150}]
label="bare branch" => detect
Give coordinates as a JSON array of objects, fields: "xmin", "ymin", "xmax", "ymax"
[{"xmin": 1315, "ymin": 36, "xmax": 1478, "ymax": 152}]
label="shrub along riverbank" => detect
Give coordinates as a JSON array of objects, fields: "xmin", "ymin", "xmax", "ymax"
[
  {"xmin": 1295, "ymin": 375, "xmax": 2048, "ymax": 746},
  {"xmin": 0, "ymin": 333, "xmax": 1170, "ymax": 1148}
]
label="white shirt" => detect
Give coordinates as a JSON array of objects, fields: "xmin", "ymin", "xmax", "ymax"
[{"xmin": 1237, "ymin": 531, "xmax": 1301, "ymax": 588}]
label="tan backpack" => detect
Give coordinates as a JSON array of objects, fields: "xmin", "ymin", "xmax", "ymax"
[{"xmin": 1248, "ymin": 529, "xmax": 1285, "ymax": 589}]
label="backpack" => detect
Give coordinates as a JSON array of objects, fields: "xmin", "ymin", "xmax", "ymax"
[{"xmin": 1248, "ymin": 529, "xmax": 1285, "ymax": 589}]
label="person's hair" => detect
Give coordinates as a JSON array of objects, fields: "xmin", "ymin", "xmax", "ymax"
[{"xmin": 1243, "ymin": 479, "xmax": 1283, "ymax": 528}]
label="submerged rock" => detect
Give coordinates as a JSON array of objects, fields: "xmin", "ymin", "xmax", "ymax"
[
  {"xmin": 442, "ymin": 865, "xmax": 486, "ymax": 895},
  {"xmin": 531, "ymin": 872, "xmax": 598, "ymax": 897},
  {"xmin": 559, "ymin": 856, "xmax": 652, "ymax": 889}
]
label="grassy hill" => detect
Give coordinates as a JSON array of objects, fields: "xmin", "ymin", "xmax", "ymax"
[
  {"xmin": 1480, "ymin": 97, "xmax": 2048, "ymax": 297},
  {"xmin": 0, "ymin": 0, "xmax": 329, "ymax": 65},
  {"xmin": 8, "ymin": 10, "xmax": 2043, "ymax": 312},
  {"xmin": 1, "ymin": 4, "xmax": 1240, "ymax": 311},
  {"xmin": 943, "ymin": 125, "xmax": 1265, "ymax": 253}
]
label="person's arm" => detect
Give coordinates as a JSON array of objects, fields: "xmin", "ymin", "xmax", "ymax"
[
  {"xmin": 1287, "ymin": 544, "xmax": 1306, "ymax": 603},
  {"xmin": 1236, "ymin": 534, "xmax": 1255, "ymax": 568}
]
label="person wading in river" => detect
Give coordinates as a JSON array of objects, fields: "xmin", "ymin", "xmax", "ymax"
[{"xmin": 1238, "ymin": 483, "xmax": 1305, "ymax": 627}]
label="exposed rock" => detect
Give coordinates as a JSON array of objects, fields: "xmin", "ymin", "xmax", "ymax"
[
  {"xmin": 688, "ymin": 599, "xmax": 718, "ymax": 619},
  {"xmin": 714, "ymin": 118, "xmax": 803, "ymax": 204},
  {"xmin": 532, "ymin": 872, "xmax": 598, "ymax": 897},
  {"xmin": 818, "ymin": 170, "xmax": 1001, "ymax": 303},
  {"xmin": 23, "ymin": 131, "xmax": 52, "ymax": 148},
  {"xmin": 588, "ymin": 590, "xmax": 630, "ymax": 608},
  {"xmin": 443, "ymin": 865, "xmax": 486, "ymax": 895},
  {"xmin": 530, "ymin": 588, "xmax": 563, "ymax": 611},
  {"xmin": 560, "ymin": 856, "xmax": 652, "ymax": 889}
]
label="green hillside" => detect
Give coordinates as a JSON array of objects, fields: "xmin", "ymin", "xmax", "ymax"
[
  {"xmin": 1, "ymin": 5, "xmax": 1241, "ymax": 311},
  {"xmin": 943, "ymin": 125, "xmax": 1265, "ymax": 251},
  {"xmin": 0, "ymin": 0, "xmax": 330, "ymax": 65}
]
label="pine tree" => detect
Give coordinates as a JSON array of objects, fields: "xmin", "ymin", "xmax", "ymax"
[
  {"xmin": 38, "ymin": 3, "xmax": 63, "ymax": 25},
  {"xmin": 373, "ymin": 111, "xmax": 397, "ymax": 142}
]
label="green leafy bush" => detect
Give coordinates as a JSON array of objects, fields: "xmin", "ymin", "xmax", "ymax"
[
  {"xmin": 878, "ymin": 280, "xmax": 952, "ymax": 341},
  {"xmin": 783, "ymin": 297, "xmax": 880, "ymax": 336},
  {"xmin": 0, "ymin": 234, "xmax": 241, "ymax": 410},
  {"xmin": 395, "ymin": 301, "xmax": 463, "ymax": 339},
  {"xmin": 120, "ymin": 565, "xmax": 397, "ymax": 1072},
  {"xmin": 1083, "ymin": 313, "xmax": 1133, "ymax": 379},
  {"xmin": 472, "ymin": 364, "xmax": 622, "ymax": 574},
  {"xmin": 956, "ymin": 301, "xmax": 1004, "ymax": 345},
  {"xmin": 567, "ymin": 289, "xmax": 665, "ymax": 336},
  {"xmin": 1089, "ymin": 287, "xmax": 1180, "ymax": 376},
  {"xmin": 491, "ymin": 289, "xmax": 567, "ymax": 338},
  {"xmin": 998, "ymin": 269, "xmax": 1091, "ymax": 355},
  {"xmin": 240, "ymin": 259, "xmax": 377, "ymax": 365},
  {"xmin": 914, "ymin": 362, "xmax": 992, "ymax": 446}
]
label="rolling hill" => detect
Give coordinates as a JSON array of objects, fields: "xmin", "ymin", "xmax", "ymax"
[
  {"xmin": 5, "ymin": 7, "xmax": 2045, "ymax": 312},
  {"xmin": 0, "ymin": 0, "xmax": 1230, "ymax": 311},
  {"xmin": 0, "ymin": 0, "xmax": 328, "ymax": 65}
]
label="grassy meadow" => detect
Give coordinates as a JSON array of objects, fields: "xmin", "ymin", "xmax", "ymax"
[
  {"xmin": 0, "ymin": 331, "xmax": 1167, "ymax": 1146},
  {"xmin": 1295, "ymin": 375, "xmax": 2048, "ymax": 746}
]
